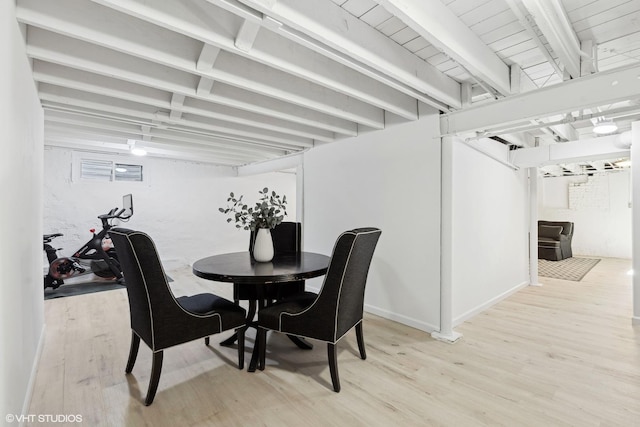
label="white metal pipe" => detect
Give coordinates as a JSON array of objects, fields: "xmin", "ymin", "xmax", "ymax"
[{"xmin": 529, "ymin": 167, "xmax": 541, "ymax": 286}]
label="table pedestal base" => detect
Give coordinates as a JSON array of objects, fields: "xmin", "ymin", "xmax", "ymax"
[{"xmin": 219, "ymin": 298, "xmax": 313, "ymax": 371}]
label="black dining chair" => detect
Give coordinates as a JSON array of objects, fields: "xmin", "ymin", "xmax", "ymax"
[
  {"xmin": 109, "ymin": 228, "xmax": 247, "ymax": 406},
  {"xmin": 238, "ymin": 221, "xmax": 305, "ymax": 302},
  {"xmin": 256, "ymin": 227, "xmax": 382, "ymax": 392}
]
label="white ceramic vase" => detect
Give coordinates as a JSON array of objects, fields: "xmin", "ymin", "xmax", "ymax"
[{"xmin": 253, "ymin": 228, "xmax": 274, "ymax": 262}]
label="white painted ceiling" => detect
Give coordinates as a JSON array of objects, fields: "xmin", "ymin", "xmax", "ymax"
[{"xmin": 15, "ymin": 0, "xmax": 640, "ymax": 166}]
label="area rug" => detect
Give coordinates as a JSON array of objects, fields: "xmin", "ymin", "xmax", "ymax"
[
  {"xmin": 44, "ymin": 274, "xmax": 172, "ymax": 300},
  {"xmin": 44, "ymin": 280, "xmax": 124, "ymax": 300},
  {"xmin": 538, "ymin": 257, "xmax": 600, "ymax": 281}
]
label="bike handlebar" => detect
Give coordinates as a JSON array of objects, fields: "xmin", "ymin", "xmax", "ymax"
[{"xmin": 98, "ymin": 207, "xmax": 130, "ymax": 221}]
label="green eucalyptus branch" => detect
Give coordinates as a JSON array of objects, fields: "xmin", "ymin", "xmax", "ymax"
[{"xmin": 219, "ymin": 187, "xmax": 288, "ymax": 231}]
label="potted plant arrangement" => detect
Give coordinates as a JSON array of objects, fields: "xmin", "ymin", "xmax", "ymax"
[{"xmin": 219, "ymin": 187, "xmax": 287, "ymax": 262}]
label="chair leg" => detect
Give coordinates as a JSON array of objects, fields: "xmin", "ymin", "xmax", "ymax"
[
  {"xmin": 125, "ymin": 332, "xmax": 140, "ymax": 373},
  {"xmin": 144, "ymin": 351, "xmax": 164, "ymax": 406},
  {"xmin": 258, "ymin": 328, "xmax": 267, "ymax": 371},
  {"xmin": 355, "ymin": 322, "xmax": 366, "ymax": 360},
  {"xmin": 327, "ymin": 343, "xmax": 340, "ymax": 393},
  {"xmin": 237, "ymin": 327, "xmax": 245, "ymax": 370},
  {"xmin": 204, "ymin": 336, "xmax": 210, "ymax": 346}
]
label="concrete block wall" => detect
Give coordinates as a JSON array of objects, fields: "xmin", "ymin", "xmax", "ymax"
[
  {"xmin": 569, "ymin": 174, "xmax": 610, "ymax": 211},
  {"xmin": 43, "ymin": 147, "xmax": 297, "ymax": 267}
]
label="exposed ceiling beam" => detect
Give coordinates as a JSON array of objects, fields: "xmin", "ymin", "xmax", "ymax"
[
  {"xmin": 45, "ymin": 133, "xmax": 254, "ymax": 166},
  {"xmin": 504, "ymin": 0, "xmax": 563, "ymax": 80},
  {"xmin": 31, "ymin": 61, "xmax": 335, "ymax": 141},
  {"xmin": 74, "ymin": 0, "xmax": 421, "ymax": 120},
  {"xmin": 19, "ymin": 13, "xmax": 384, "ymax": 130},
  {"xmin": 440, "ymin": 64, "xmax": 640, "ymax": 136},
  {"xmin": 511, "ymin": 134, "xmax": 631, "ymax": 168},
  {"xmin": 38, "ymin": 85, "xmax": 314, "ymax": 148},
  {"xmin": 521, "ymin": 0, "xmax": 582, "ymax": 79},
  {"xmin": 376, "ymin": 0, "xmax": 512, "ymax": 96},
  {"xmin": 44, "ymin": 110, "xmax": 288, "ymax": 157},
  {"xmin": 24, "ymin": 30, "xmax": 356, "ymax": 136},
  {"xmin": 234, "ymin": 0, "xmax": 462, "ymax": 109}
]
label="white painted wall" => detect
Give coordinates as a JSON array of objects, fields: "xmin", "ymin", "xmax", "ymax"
[
  {"xmin": 0, "ymin": 8, "xmax": 45, "ymax": 418},
  {"xmin": 302, "ymin": 111, "xmax": 442, "ymax": 332},
  {"xmin": 538, "ymin": 171, "xmax": 632, "ymax": 258},
  {"xmin": 449, "ymin": 138, "xmax": 530, "ymax": 325},
  {"xmin": 43, "ymin": 147, "xmax": 297, "ymax": 266}
]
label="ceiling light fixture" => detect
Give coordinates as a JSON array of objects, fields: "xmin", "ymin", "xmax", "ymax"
[
  {"xmin": 127, "ymin": 139, "xmax": 147, "ymax": 156},
  {"xmin": 614, "ymin": 159, "xmax": 631, "ymax": 168},
  {"xmin": 592, "ymin": 117, "xmax": 618, "ymax": 135}
]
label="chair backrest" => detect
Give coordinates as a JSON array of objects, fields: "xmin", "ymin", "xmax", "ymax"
[
  {"xmin": 281, "ymin": 227, "xmax": 381, "ymax": 342},
  {"xmin": 110, "ymin": 227, "xmax": 191, "ymax": 350},
  {"xmin": 538, "ymin": 220, "xmax": 573, "ymax": 237},
  {"xmin": 249, "ymin": 222, "xmax": 301, "ymax": 256}
]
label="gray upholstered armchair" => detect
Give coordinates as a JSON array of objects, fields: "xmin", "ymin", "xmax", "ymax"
[{"xmin": 538, "ymin": 220, "xmax": 574, "ymax": 261}]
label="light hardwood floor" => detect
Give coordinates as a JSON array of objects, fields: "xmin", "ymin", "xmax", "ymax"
[{"xmin": 28, "ymin": 257, "xmax": 640, "ymax": 426}]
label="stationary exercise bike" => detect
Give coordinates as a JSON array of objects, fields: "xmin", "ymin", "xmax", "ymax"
[{"xmin": 43, "ymin": 194, "xmax": 133, "ymax": 289}]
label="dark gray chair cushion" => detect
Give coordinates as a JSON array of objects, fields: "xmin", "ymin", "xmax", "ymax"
[
  {"xmin": 539, "ymin": 225, "xmax": 563, "ymax": 239},
  {"xmin": 177, "ymin": 293, "xmax": 246, "ymax": 316}
]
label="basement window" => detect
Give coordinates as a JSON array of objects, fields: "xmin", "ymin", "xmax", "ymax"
[
  {"xmin": 79, "ymin": 159, "xmax": 143, "ymax": 182},
  {"xmin": 114, "ymin": 163, "xmax": 143, "ymax": 181}
]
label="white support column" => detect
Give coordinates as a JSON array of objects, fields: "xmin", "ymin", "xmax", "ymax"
[
  {"xmin": 432, "ymin": 136, "xmax": 462, "ymax": 343},
  {"xmin": 529, "ymin": 167, "xmax": 541, "ymax": 286},
  {"xmin": 632, "ymin": 121, "xmax": 640, "ymax": 325}
]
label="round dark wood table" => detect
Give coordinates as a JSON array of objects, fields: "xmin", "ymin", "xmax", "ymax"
[
  {"xmin": 192, "ymin": 251, "xmax": 330, "ymax": 284},
  {"xmin": 192, "ymin": 251, "xmax": 330, "ymax": 371}
]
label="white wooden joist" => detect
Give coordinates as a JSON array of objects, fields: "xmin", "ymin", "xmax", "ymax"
[
  {"xmin": 44, "ymin": 121, "xmax": 284, "ymax": 162},
  {"xmin": 440, "ymin": 63, "xmax": 640, "ymax": 136},
  {"xmin": 72, "ymin": 0, "xmax": 420, "ymax": 120},
  {"xmin": 44, "ymin": 127, "xmax": 268, "ymax": 163},
  {"xmin": 521, "ymin": 0, "xmax": 582, "ymax": 79},
  {"xmin": 17, "ymin": 10, "xmax": 384, "ymax": 130},
  {"xmin": 170, "ymin": 93, "xmax": 185, "ymax": 120},
  {"xmin": 234, "ymin": 0, "xmax": 462, "ymax": 109},
  {"xmin": 31, "ymin": 62, "xmax": 335, "ymax": 142},
  {"xmin": 44, "ymin": 110, "xmax": 289, "ymax": 157},
  {"xmin": 196, "ymin": 44, "xmax": 222, "ymax": 71},
  {"xmin": 376, "ymin": 0, "xmax": 512, "ymax": 96},
  {"xmin": 235, "ymin": 18, "xmax": 261, "ymax": 51},
  {"xmin": 38, "ymin": 85, "xmax": 315, "ymax": 149},
  {"xmin": 36, "ymin": 79, "xmax": 334, "ymax": 146},
  {"xmin": 26, "ymin": 31, "xmax": 357, "ymax": 137},
  {"xmin": 45, "ymin": 133, "xmax": 261, "ymax": 166},
  {"xmin": 504, "ymin": 0, "xmax": 564, "ymax": 80},
  {"xmin": 510, "ymin": 133, "xmax": 631, "ymax": 168}
]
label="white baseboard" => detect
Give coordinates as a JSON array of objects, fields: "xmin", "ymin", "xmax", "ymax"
[
  {"xmin": 431, "ymin": 330, "xmax": 463, "ymax": 343},
  {"xmin": 20, "ymin": 323, "xmax": 45, "ymax": 425},
  {"xmin": 453, "ymin": 280, "xmax": 530, "ymax": 327},
  {"xmin": 363, "ymin": 303, "xmax": 438, "ymax": 333},
  {"xmin": 305, "ymin": 284, "xmax": 438, "ymax": 333}
]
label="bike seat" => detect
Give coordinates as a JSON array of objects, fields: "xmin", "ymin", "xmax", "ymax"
[{"xmin": 43, "ymin": 233, "xmax": 63, "ymax": 240}]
